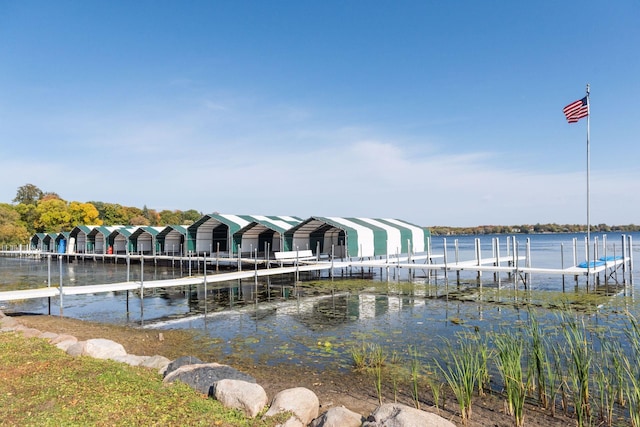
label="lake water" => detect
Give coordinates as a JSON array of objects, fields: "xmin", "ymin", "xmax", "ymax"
[{"xmin": 2, "ymin": 232, "xmax": 638, "ymax": 370}]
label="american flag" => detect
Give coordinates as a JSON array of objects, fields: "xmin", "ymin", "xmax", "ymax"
[{"xmin": 563, "ymin": 97, "xmax": 589, "ymax": 123}]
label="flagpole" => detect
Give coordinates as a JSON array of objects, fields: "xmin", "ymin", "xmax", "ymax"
[{"xmin": 586, "ymin": 83, "xmax": 591, "ymax": 287}]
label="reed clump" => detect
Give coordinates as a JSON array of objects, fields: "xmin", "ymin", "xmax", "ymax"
[{"xmin": 350, "ymin": 309, "xmax": 640, "ymax": 426}]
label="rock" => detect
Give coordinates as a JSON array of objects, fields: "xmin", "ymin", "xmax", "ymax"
[
  {"xmin": 0, "ymin": 315, "xmax": 18, "ymax": 332},
  {"xmin": 114, "ymin": 354, "xmax": 150, "ymax": 366},
  {"xmin": 66, "ymin": 341, "xmax": 87, "ymax": 357},
  {"xmin": 310, "ymin": 406, "xmax": 363, "ymax": 427},
  {"xmin": 83, "ymin": 338, "xmax": 127, "ymax": 360},
  {"xmin": 362, "ymin": 403, "xmax": 456, "ymax": 427},
  {"xmin": 39, "ymin": 331, "xmax": 59, "ymax": 340},
  {"xmin": 163, "ymin": 363, "xmax": 256, "ymax": 396},
  {"xmin": 164, "ymin": 355, "xmax": 205, "ymax": 377},
  {"xmin": 50, "ymin": 333, "xmax": 78, "ymax": 345},
  {"xmin": 14, "ymin": 325, "xmax": 42, "ymax": 338},
  {"xmin": 212, "ymin": 379, "xmax": 268, "ymax": 418},
  {"xmin": 141, "ymin": 355, "xmax": 171, "ymax": 374},
  {"xmin": 263, "ymin": 387, "xmax": 319, "ymax": 426},
  {"xmin": 55, "ymin": 337, "xmax": 79, "ymax": 352},
  {"xmin": 51, "ymin": 334, "xmax": 78, "ymax": 351}
]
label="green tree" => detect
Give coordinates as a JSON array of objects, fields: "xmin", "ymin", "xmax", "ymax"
[
  {"xmin": 94, "ymin": 202, "xmax": 129, "ymax": 225},
  {"xmin": 13, "ymin": 183, "xmax": 44, "ymax": 205},
  {"xmin": 182, "ymin": 209, "xmax": 202, "ymax": 224},
  {"xmin": 159, "ymin": 210, "xmax": 182, "ymax": 225},
  {"xmin": 14, "ymin": 203, "xmax": 38, "ymax": 234}
]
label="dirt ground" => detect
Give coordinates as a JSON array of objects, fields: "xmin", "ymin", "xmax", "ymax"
[{"xmin": 12, "ymin": 313, "xmax": 577, "ymax": 426}]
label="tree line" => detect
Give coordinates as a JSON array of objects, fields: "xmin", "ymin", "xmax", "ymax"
[
  {"xmin": 429, "ymin": 223, "xmax": 640, "ymax": 236},
  {"xmin": 1, "ymin": 183, "xmax": 638, "ymax": 246},
  {"xmin": 0, "ymin": 184, "xmax": 202, "ymax": 245}
]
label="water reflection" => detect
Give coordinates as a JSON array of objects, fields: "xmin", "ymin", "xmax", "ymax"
[{"xmin": 1, "ymin": 232, "xmax": 639, "ymax": 370}]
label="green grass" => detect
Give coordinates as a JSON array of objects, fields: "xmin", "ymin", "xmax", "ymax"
[{"xmin": 0, "ymin": 332, "xmax": 288, "ymax": 427}]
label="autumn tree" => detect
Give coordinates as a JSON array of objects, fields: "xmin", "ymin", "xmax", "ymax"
[
  {"xmin": 0, "ymin": 203, "xmax": 29, "ymax": 245},
  {"xmin": 68, "ymin": 201, "xmax": 102, "ymax": 226},
  {"xmin": 34, "ymin": 198, "xmax": 71, "ymax": 232}
]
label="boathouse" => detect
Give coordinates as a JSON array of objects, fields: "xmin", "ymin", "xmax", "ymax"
[
  {"xmin": 30, "ymin": 233, "xmax": 46, "ymax": 251},
  {"xmin": 188, "ymin": 214, "xmax": 303, "ymax": 255},
  {"xmin": 156, "ymin": 225, "xmax": 190, "ymax": 256},
  {"xmin": 284, "ymin": 217, "xmax": 429, "ymax": 258},
  {"xmin": 232, "ymin": 216, "xmax": 303, "ymax": 255},
  {"xmin": 87, "ymin": 226, "xmax": 124, "ymax": 254},
  {"xmin": 69, "ymin": 225, "xmax": 96, "ymax": 253}
]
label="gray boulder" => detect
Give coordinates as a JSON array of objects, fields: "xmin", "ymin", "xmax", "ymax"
[
  {"xmin": 310, "ymin": 406, "xmax": 364, "ymax": 427},
  {"xmin": 263, "ymin": 387, "xmax": 319, "ymax": 427},
  {"xmin": 0, "ymin": 316, "xmax": 18, "ymax": 329},
  {"xmin": 163, "ymin": 362, "xmax": 256, "ymax": 396},
  {"xmin": 141, "ymin": 355, "xmax": 171, "ymax": 374},
  {"xmin": 14, "ymin": 325, "xmax": 42, "ymax": 338},
  {"xmin": 212, "ymin": 379, "xmax": 268, "ymax": 418},
  {"xmin": 39, "ymin": 331, "xmax": 59, "ymax": 340},
  {"xmin": 363, "ymin": 403, "xmax": 455, "ymax": 427},
  {"xmin": 83, "ymin": 338, "xmax": 127, "ymax": 360},
  {"xmin": 164, "ymin": 355, "xmax": 205, "ymax": 377},
  {"xmin": 52, "ymin": 334, "xmax": 78, "ymax": 351},
  {"xmin": 114, "ymin": 354, "xmax": 151, "ymax": 366},
  {"xmin": 66, "ymin": 341, "xmax": 87, "ymax": 357}
]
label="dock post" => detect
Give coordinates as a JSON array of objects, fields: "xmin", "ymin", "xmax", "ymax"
[
  {"xmin": 254, "ymin": 248, "xmax": 258, "ymax": 304},
  {"xmin": 512, "ymin": 237, "xmax": 518, "ymax": 290},
  {"xmin": 629, "ymin": 235, "xmax": 634, "ymax": 277},
  {"xmin": 495, "ymin": 237, "xmax": 501, "ymax": 288},
  {"xmin": 204, "ymin": 252, "xmax": 208, "ymax": 318},
  {"xmin": 140, "ymin": 255, "xmax": 144, "ymax": 319},
  {"xmin": 295, "ymin": 246, "xmax": 300, "ymax": 284},
  {"xmin": 47, "ymin": 254, "xmax": 51, "ymax": 315},
  {"xmin": 561, "ymin": 243, "xmax": 566, "ymax": 291},
  {"xmin": 475, "ymin": 238, "xmax": 482, "ymax": 281},
  {"xmin": 331, "ymin": 244, "xmax": 335, "ymax": 281},
  {"xmin": 454, "ymin": 239, "xmax": 459, "ymax": 284},
  {"xmin": 443, "ymin": 238, "xmax": 448, "ymax": 282},
  {"xmin": 216, "ymin": 242, "xmax": 220, "ymax": 272},
  {"xmin": 573, "ymin": 238, "xmax": 579, "ymax": 283},
  {"xmin": 525, "ymin": 238, "xmax": 531, "ymax": 286},
  {"xmin": 58, "ymin": 255, "xmax": 63, "ymax": 317}
]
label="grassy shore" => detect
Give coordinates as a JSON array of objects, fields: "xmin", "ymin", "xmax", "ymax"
[{"xmin": 0, "ymin": 332, "xmax": 288, "ymax": 427}]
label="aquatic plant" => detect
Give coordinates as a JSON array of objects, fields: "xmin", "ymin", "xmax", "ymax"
[
  {"xmin": 434, "ymin": 335, "xmax": 480, "ymax": 424},
  {"xmin": 593, "ymin": 340, "xmax": 617, "ymax": 427},
  {"xmin": 408, "ymin": 345, "xmax": 422, "ymax": 409},
  {"xmin": 623, "ymin": 312, "xmax": 640, "ymax": 426},
  {"xmin": 425, "ymin": 364, "xmax": 443, "ymax": 412},
  {"xmin": 560, "ymin": 312, "xmax": 592, "ymax": 427},
  {"xmin": 472, "ymin": 330, "xmax": 492, "ymax": 396},
  {"xmin": 493, "ymin": 331, "xmax": 527, "ymax": 427},
  {"xmin": 524, "ymin": 308, "xmax": 549, "ymax": 407},
  {"xmin": 350, "ymin": 342, "xmax": 368, "ymax": 370}
]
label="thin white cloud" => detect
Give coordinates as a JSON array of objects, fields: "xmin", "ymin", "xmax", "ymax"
[{"xmin": 2, "ymin": 96, "xmax": 638, "ymax": 226}]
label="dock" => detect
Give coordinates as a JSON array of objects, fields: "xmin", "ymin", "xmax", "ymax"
[{"xmin": 0, "ymin": 234, "xmax": 634, "ymax": 305}]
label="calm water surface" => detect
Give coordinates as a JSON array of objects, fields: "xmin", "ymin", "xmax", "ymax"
[{"xmin": 2, "ymin": 232, "xmax": 638, "ymax": 370}]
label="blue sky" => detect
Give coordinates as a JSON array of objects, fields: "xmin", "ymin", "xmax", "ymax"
[{"xmin": 1, "ymin": 1, "xmax": 638, "ymax": 227}]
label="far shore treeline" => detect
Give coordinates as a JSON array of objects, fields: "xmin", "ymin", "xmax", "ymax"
[{"xmin": 0, "ymin": 183, "xmax": 638, "ymax": 245}]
